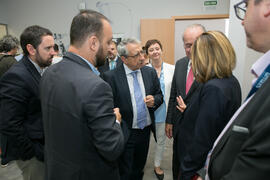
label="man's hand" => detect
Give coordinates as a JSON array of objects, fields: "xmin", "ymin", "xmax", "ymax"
[
  {"xmin": 176, "ymin": 96, "xmax": 186, "ymax": 113},
  {"xmin": 165, "ymin": 123, "xmax": 173, "ymax": 139},
  {"xmin": 196, "ymin": 176, "xmax": 203, "ymax": 180},
  {"xmin": 144, "ymin": 95, "xmax": 155, "ymax": 107},
  {"xmin": 114, "ymin": 108, "xmax": 122, "ymax": 123}
]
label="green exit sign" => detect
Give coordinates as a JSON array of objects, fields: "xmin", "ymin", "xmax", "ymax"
[{"xmin": 204, "ymin": 1, "xmax": 217, "ymax": 6}]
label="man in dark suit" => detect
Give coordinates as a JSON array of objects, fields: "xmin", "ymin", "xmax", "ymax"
[
  {"xmin": 207, "ymin": 0, "xmax": 270, "ymax": 179},
  {"xmin": 40, "ymin": 10, "xmax": 124, "ymax": 180},
  {"xmin": 101, "ymin": 38, "xmax": 163, "ymax": 180},
  {"xmin": 0, "ymin": 25, "xmax": 56, "ymax": 180},
  {"xmin": 98, "ymin": 40, "xmax": 123, "ymax": 73},
  {"xmin": 165, "ymin": 24, "xmax": 206, "ymax": 180}
]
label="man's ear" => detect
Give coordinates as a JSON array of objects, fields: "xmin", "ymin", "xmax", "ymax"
[
  {"xmin": 26, "ymin": 44, "xmax": 36, "ymax": 56},
  {"xmin": 263, "ymin": 0, "xmax": 270, "ymax": 17},
  {"xmin": 89, "ymin": 35, "xmax": 100, "ymax": 52},
  {"xmin": 120, "ymin": 56, "xmax": 127, "ymax": 64}
]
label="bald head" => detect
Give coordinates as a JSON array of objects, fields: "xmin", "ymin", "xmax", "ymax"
[{"xmin": 183, "ymin": 24, "xmax": 206, "ymax": 59}]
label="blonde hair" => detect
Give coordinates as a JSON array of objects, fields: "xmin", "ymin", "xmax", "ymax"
[{"xmin": 191, "ymin": 31, "xmax": 236, "ymax": 83}]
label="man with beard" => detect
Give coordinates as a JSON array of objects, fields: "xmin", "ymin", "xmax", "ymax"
[
  {"xmin": 40, "ymin": 10, "xmax": 124, "ymax": 180},
  {"xmin": 98, "ymin": 40, "xmax": 123, "ymax": 74},
  {"xmin": 0, "ymin": 25, "xmax": 56, "ymax": 180}
]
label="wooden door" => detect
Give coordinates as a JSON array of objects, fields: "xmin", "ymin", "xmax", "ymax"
[{"xmin": 140, "ymin": 19, "xmax": 174, "ymax": 65}]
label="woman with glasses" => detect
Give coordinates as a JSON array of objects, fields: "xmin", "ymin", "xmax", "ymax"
[
  {"xmin": 145, "ymin": 39, "xmax": 174, "ymax": 180},
  {"xmin": 176, "ymin": 31, "xmax": 241, "ymax": 180}
]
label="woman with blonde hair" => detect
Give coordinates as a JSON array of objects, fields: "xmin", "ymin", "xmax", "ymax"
[{"xmin": 176, "ymin": 31, "xmax": 241, "ymax": 180}]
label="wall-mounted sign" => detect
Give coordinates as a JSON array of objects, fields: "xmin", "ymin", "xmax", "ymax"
[
  {"xmin": 203, "ymin": 0, "xmax": 218, "ymax": 11},
  {"xmin": 204, "ymin": 1, "xmax": 217, "ymax": 6}
]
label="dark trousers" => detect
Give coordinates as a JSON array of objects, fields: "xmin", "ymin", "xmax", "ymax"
[
  {"xmin": 119, "ymin": 126, "xmax": 151, "ymax": 180},
  {"xmin": 173, "ymin": 136, "xmax": 180, "ymax": 180}
]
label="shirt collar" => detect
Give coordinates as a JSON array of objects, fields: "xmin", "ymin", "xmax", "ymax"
[
  {"xmin": 251, "ymin": 50, "xmax": 270, "ymax": 78},
  {"xmin": 123, "ymin": 64, "xmax": 140, "ymax": 75},
  {"xmin": 28, "ymin": 57, "xmax": 45, "ymax": 76},
  {"xmin": 71, "ymin": 52, "xmax": 100, "ymax": 76}
]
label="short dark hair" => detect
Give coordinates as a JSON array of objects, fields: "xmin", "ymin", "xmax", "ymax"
[
  {"xmin": 54, "ymin": 44, "xmax": 59, "ymax": 52},
  {"xmin": 70, "ymin": 9, "xmax": 109, "ymax": 47},
  {"xmin": 145, "ymin": 39, "xmax": 163, "ymax": 55},
  {"xmin": 0, "ymin": 35, "xmax": 19, "ymax": 53},
  {"xmin": 110, "ymin": 40, "xmax": 117, "ymax": 47},
  {"xmin": 20, "ymin": 25, "xmax": 53, "ymax": 56}
]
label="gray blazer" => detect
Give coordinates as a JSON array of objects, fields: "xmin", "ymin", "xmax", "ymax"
[
  {"xmin": 40, "ymin": 52, "xmax": 124, "ymax": 180},
  {"xmin": 208, "ymin": 77, "xmax": 270, "ymax": 180}
]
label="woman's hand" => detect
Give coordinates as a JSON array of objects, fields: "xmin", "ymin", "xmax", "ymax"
[{"xmin": 176, "ymin": 95, "xmax": 186, "ymax": 112}]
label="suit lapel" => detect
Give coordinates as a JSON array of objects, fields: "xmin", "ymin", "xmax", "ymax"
[
  {"xmin": 22, "ymin": 56, "xmax": 41, "ymax": 90},
  {"xmin": 116, "ymin": 56, "xmax": 123, "ymax": 68},
  {"xmin": 104, "ymin": 59, "xmax": 110, "ymax": 71},
  {"xmin": 140, "ymin": 67, "xmax": 150, "ymax": 95},
  {"xmin": 209, "ymin": 124, "xmax": 233, "ymax": 167},
  {"xmin": 117, "ymin": 65, "xmax": 133, "ymax": 112},
  {"xmin": 185, "ymin": 80, "xmax": 199, "ymax": 99},
  {"xmin": 180, "ymin": 58, "xmax": 189, "ymax": 99}
]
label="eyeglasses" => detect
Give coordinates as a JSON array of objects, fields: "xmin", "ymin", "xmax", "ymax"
[
  {"xmin": 184, "ymin": 43, "xmax": 192, "ymax": 49},
  {"xmin": 126, "ymin": 50, "xmax": 146, "ymax": 58},
  {"xmin": 234, "ymin": 0, "xmax": 248, "ymax": 20}
]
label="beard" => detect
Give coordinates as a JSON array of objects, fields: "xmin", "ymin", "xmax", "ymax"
[
  {"xmin": 35, "ymin": 50, "xmax": 53, "ymax": 68},
  {"xmin": 108, "ymin": 53, "xmax": 116, "ymax": 60},
  {"xmin": 95, "ymin": 44, "xmax": 107, "ymax": 67}
]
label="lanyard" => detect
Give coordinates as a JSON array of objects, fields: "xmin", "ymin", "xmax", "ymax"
[{"xmin": 246, "ymin": 64, "xmax": 270, "ymax": 100}]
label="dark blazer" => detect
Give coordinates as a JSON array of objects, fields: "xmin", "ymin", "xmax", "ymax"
[
  {"xmin": 98, "ymin": 56, "xmax": 123, "ymax": 74},
  {"xmin": 0, "ymin": 56, "xmax": 44, "ymax": 164},
  {"xmin": 101, "ymin": 64, "xmax": 163, "ymax": 142},
  {"xmin": 166, "ymin": 57, "xmax": 200, "ymax": 137},
  {"xmin": 40, "ymin": 52, "xmax": 124, "ymax": 180},
  {"xmin": 0, "ymin": 54, "xmax": 17, "ymax": 78},
  {"xmin": 178, "ymin": 75, "xmax": 241, "ymax": 180},
  {"xmin": 208, "ymin": 77, "xmax": 270, "ymax": 180}
]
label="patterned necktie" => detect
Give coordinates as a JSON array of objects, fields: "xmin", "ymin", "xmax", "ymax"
[
  {"xmin": 131, "ymin": 71, "xmax": 147, "ymax": 129},
  {"xmin": 110, "ymin": 60, "xmax": 116, "ymax": 70},
  {"xmin": 186, "ymin": 67, "xmax": 194, "ymax": 94}
]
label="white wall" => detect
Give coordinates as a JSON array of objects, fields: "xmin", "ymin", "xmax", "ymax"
[
  {"xmin": 0, "ymin": 1, "xmax": 9, "ymax": 25},
  {"xmin": 0, "ymin": 0, "xmax": 230, "ymax": 49},
  {"xmin": 228, "ymin": 0, "xmax": 262, "ymax": 99}
]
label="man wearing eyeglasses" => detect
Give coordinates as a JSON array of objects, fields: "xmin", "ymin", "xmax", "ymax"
[
  {"xmin": 101, "ymin": 38, "xmax": 163, "ymax": 180},
  {"xmin": 207, "ymin": 0, "xmax": 270, "ymax": 179}
]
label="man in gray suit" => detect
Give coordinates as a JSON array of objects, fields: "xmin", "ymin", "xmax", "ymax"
[
  {"xmin": 40, "ymin": 10, "xmax": 124, "ymax": 180},
  {"xmin": 207, "ymin": 0, "xmax": 270, "ymax": 179},
  {"xmin": 165, "ymin": 24, "xmax": 205, "ymax": 180}
]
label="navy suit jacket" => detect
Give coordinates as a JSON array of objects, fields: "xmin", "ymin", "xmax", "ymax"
[
  {"xmin": 208, "ymin": 77, "xmax": 270, "ymax": 180},
  {"xmin": 166, "ymin": 57, "xmax": 200, "ymax": 137},
  {"xmin": 101, "ymin": 64, "xmax": 163, "ymax": 142},
  {"xmin": 0, "ymin": 56, "xmax": 44, "ymax": 164},
  {"xmin": 178, "ymin": 75, "xmax": 241, "ymax": 180},
  {"xmin": 98, "ymin": 56, "xmax": 123, "ymax": 74}
]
